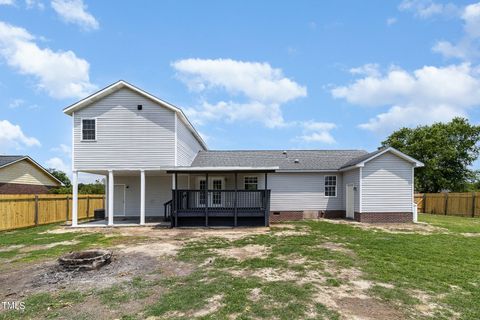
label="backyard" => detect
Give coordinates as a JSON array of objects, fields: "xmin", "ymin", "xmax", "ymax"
[{"xmin": 0, "ymin": 214, "xmax": 479, "ymax": 319}]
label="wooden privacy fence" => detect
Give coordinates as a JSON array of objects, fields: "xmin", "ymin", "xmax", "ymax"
[
  {"xmin": 0, "ymin": 194, "xmax": 105, "ymax": 231},
  {"xmin": 415, "ymin": 192, "xmax": 480, "ymax": 217}
]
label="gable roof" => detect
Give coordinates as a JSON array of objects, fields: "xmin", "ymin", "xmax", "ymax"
[
  {"xmin": 191, "ymin": 150, "xmax": 369, "ymax": 171},
  {"xmin": 62, "ymin": 80, "xmax": 207, "ymax": 150},
  {"xmin": 0, "ymin": 155, "xmax": 63, "ymax": 186},
  {"xmin": 339, "ymin": 147, "xmax": 424, "ymax": 170}
]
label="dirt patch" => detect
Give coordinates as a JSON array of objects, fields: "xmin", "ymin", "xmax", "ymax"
[
  {"xmin": 0, "ymin": 251, "xmax": 193, "ymax": 299},
  {"xmin": 19, "ymin": 240, "xmax": 80, "ymax": 253},
  {"xmin": 0, "ymin": 244, "xmax": 24, "ymax": 252},
  {"xmin": 193, "ymin": 294, "xmax": 224, "ymax": 317},
  {"xmin": 249, "ymin": 288, "xmax": 262, "ymax": 302},
  {"xmin": 336, "ymin": 297, "xmax": 405, "ymax": 319},
  {"xmin": 274, "ymin": 230, "xmax": 309, "ymax": 237},
  {"xmin": 117, "ymin": 242, "xmax": 180, "ymax": 257},
  {"xmin": 460, "ymin": 232, "xmax": 480, "ymax": 237},
  {"xmin": 319, "ymin": 242, "xmax": 356, "ymax": 257},
  {"xmin": 215, "ymin": 244, "xmax": 269, "ymax": 261},
  {"xmin": 50, "ymin": 225, "xmax": 269, "ymax": 241}
]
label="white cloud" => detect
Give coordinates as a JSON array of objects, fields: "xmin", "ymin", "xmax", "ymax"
[
  {"xmin": 398, "ymin": 0, "xmax": 459, "ymax": 18},
  {"xmin": 51, "ymin": 143, "xmax": 71, "ymax": 156},
  {"xmin": 51, "ymin": 0, "xmax": 99, "ymax": 31},
  {"xmin": 8, "ymin": 98, "xmax": 25, "ymax": 108},
  {"xmin": 298, "ymin": 121, "xmax": 337, "ymax": 144},
  {"xmin": 331, "ymin": 63, "xmax": 480, "ymax": 133},
  {"xmin": 0, "ymin": 21, "xmax": 96, "ymax": 99},
  {"xmin": 432, "ymin": 2, "xmax": 480, "ymax": 60},
  {"xmin": 172, "ymin": 58, "xmax": 307, "ymax": 128},
  {"xmin": 349, "ymin": 63, "xmax": 381, "ymax": 77},
  {"xmin": 0, "ymin": 120, "xmax": 40, "ymax": 151},
  {"xmin": 45, "ymin": 156, "xmax": 69, "ymax": 173},
  {"xmin": 386, "ymin": 17, "xmax": 398, "ymax": 26},
  {"xmin": 25, "ymin": 0, "xmax": 44, "ymax": 9},
  {"xmin": 0, "ymin": 0, "xmax": 14, "ymax": 5}
]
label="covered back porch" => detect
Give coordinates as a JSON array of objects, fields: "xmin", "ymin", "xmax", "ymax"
[{"xmin": 71, "ymin": 167, "xmax": 275, "ymax": 228}]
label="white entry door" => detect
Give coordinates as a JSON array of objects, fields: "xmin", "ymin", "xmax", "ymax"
[
  {"xmin": 346, "ymin": 184, "xmax": 354, "ymax": 219},
  {"xmin": 114, "ymin": 184, "xmax": 125, "ymax": 216}
]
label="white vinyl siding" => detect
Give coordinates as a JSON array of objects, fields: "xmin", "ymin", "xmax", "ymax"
[
  {"xmin": 73, "ymin": 87, "xmax": 176, "ymax": 170},
  {"xmin": 269, "ymin": 173, "xmax": 343, "ymax": 211},
  {"xmin": 114, "ymin": 175, "xmax": 172, "ymax": 217},
  {"xmin": 343, "ymin": 168, "xmax": 360, "ymax": 212},
  {"xmin": 0, "ymin": 159, "xmax": 60, "ymax": 186},
  {"xmin": 361, "ymin": 152, "xmax": 413, "ymax": 213},
  {"xmin": 176, "ymin": 116, "xmax": 204, "ymax": 166}
]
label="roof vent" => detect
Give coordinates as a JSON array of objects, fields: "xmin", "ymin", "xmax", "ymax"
[
  {"xmin": 294, "ymin": 159, "xmax": 300, "ymax": 164},
  {"xmin": 283, "ymin": 150, "xmax": 287, "ymax": 157}
]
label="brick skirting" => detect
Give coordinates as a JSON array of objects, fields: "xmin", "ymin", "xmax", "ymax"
[
  {"xmin": 0, "ymin": 183, "xmax": 52, "ymax": 194},
  {"xmin": 354, "ymin": 212, "xmax": 413, "ymax": 223},
  {"xmin": 269, "ymin": 210, "xmax": 346, "ymax": 223}
]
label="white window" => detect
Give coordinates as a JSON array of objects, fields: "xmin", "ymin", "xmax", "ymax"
[
  {"xmin": 244, "ymin": 176, "xmax": 258, "ymax": 190},
  {"xmin": 325, "ymin": 176, "xmax": 337, "ymax": 197},
  {"xmin": 81, "ymin": 119, "xmax": 96, "ymax": 141}
]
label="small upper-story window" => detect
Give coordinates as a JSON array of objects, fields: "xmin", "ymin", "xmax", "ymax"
[
  {"xmin": 82, "ymin": 119, "xmax": 96, "ymax": 141},
  {"xmin": 325, "ymin": 175, "xmax": 337, "ymax": 197},
  {"xmin": 244, "ymin": 176, "xmax": 258, "ymax": 190}
]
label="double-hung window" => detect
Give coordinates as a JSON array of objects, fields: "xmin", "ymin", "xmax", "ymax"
[
  {"xmin": 324, "ymin": 176, "xmax": 337, "ymax": 197},
  {"xmin": 82, "ymin": 119, "xmax": 96, "ymax": 141},
  {"xmin": 244, "ymin": 176, "xmax": 258, "ymax": 190}
]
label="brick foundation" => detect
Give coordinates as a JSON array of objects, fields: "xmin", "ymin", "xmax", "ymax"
[
  {"xmin": 0, "ymin": 183, "xmax": 52, "ymax": 194},
  {"xmin": 269, "ymin": 211, "xmax": 303, "ymax": 223},
  {"xmin": 269, "ymin": 210, "xmax": 346, "ymax": 223},
  {"xmin": 354, "ymin": 212, "xmax": 413, "ymax": 223}
]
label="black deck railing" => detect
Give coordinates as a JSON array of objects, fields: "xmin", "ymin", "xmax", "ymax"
[{"xmin": 170, "ymin": 189, "xmax": 271, "ymax": 227}]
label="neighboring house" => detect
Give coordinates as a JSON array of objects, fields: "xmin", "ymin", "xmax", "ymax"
[
  {"xmin": 0, "ymin": 156, "xmax": 62, "ymax": 194},
  {"xmin": 63, "ymin": 80, "xmax": 423, "ymax": 227}
]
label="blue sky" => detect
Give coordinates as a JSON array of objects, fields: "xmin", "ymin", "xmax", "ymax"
[{"xmin": 1, "ymin": 0, "xmax": 480, "ymax": 177}]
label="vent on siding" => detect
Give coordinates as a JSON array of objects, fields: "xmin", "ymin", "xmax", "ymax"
[{"xmin": 137, "ymin": 104, "xmax": 143, "ymax": 110}]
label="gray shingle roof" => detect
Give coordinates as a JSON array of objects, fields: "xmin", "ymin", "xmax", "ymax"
[
  {"xmin": 339, "ymin": 149, "xmax": 384, "ymax": 169},
  {"xmin": 0, "ymin": 155, "xmax": 25, "ymax": 168},
  {"xmin": 191, "ymin": 150, "xmax": 369, "ymax": 171}
]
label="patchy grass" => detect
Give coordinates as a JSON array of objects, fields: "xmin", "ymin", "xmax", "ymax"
[
  {"xmin": 0, "ymin": 224, "xmax": 131, "ymax": 266},
  {"xmin": 1, "ymin": 215, "xmax": 480, "ymax": 319},
  {"xmin": 419, "ymin": 213, "xmax": 480, "ymax": 233}
]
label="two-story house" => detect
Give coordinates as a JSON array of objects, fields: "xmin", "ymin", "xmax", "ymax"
[{"xmin": 64, "ymin": 80, "xmax": 423, "ymax": 227}]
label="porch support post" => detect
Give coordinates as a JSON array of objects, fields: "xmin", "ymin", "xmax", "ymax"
[
  {"xmin": 234, "ymin": 172, "xmax": 238, "ymax": 227},
  {"xmin": 174, "ymin": 172, "xmax": 178, "ymax": 227},
  {"xmin": 264, "ymin": 172, "xmax": 269, "ymax": 227},
  {"xmin": 108, "ymin": 170, "xmax": 114, "ymax": 226},
  {"xmin": 140, "ymin": 170, "xmax": 145, "ymax": 225},
  {"xmin": 72, "ymin": 170, "xmax": 78, "ymax": 227},
  {"xmin": 205, "ymin": 172, "xmax": 209, "ymax": 227},
  {"xmin": 104, "ymin": 174, "xmax": 108, "ymax": 216}
]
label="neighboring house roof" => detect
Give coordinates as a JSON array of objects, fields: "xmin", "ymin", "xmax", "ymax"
[
  {"xmin": 190, "ymin": 150, "xmax": 369, "ymax": 171},
  {"xmin": 339, "ymin": 147, "xmax": 424, "ymax": 170},
  {"xmin": 0, "ymin": 155, "xmax": 64, "ymax": 186},
  {"xmin": 62, "ymin": 80, "xmax": 207, "ymax": 150},
  {"xmin": 0, "ymin": 155, "xmax": 25, "ymax": 168}
]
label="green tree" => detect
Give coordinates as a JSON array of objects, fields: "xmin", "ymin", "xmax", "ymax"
[
  {"xmin": 381, "ymin": 117, "xmax": 480, "ymax": 193},
  {"xmin": 47, "ymin": 168, "xmax": 71, "ymax": 187}
]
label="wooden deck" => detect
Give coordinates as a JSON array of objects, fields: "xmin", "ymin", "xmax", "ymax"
[{"xmin": 166, "ymin": 189, "xmax": 271, "ymax": 227}]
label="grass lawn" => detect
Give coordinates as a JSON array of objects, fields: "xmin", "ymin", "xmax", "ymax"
[{"xmin": 0, "ymin": 215, "xmax": 479, "ymax": 319}]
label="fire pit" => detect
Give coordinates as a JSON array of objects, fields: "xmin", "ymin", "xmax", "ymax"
[{"xmin": 58, "ymin": 250, "xmax": 112, "ymax": 271}]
